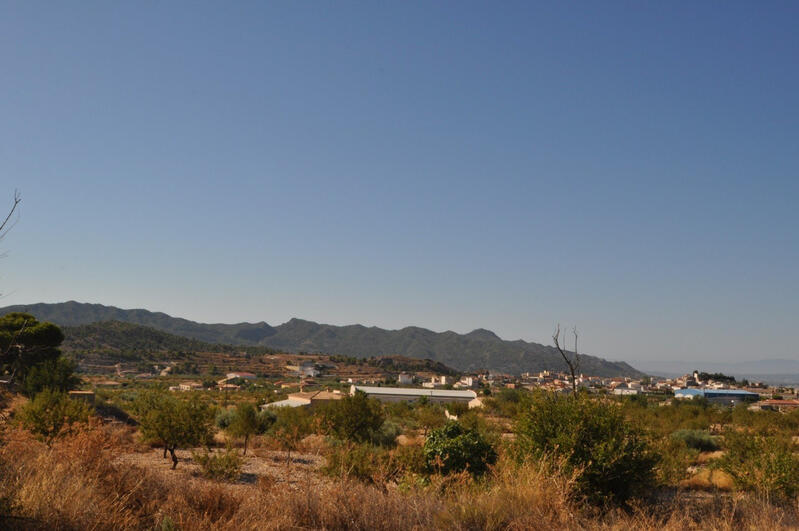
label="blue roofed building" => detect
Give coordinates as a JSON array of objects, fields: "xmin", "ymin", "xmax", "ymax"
[{"xmin": 674, "ymin": 388, "xmax": 760, "ymax": 406}]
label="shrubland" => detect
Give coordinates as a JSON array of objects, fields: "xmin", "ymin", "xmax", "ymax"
[{"xmin": 2, "ymin": 338, "xmax": 799, "ymax": 529}]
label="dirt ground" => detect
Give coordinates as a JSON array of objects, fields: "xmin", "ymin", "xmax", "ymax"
[{"xmin": 113, "ymin": 444, "xmax": 329, "ymax": 492}]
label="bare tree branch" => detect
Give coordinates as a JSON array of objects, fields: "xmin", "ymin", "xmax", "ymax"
[
  {"xmin": 553, "ymin": 323, "xmax": 580, "ymax": 396},
  {"xmin": 0, "ymin": 190, "xmax": 21, "ymax": 240},
  {"xmin": 0, "ymin": 190, "xmax": 21, "ymax": 298}
]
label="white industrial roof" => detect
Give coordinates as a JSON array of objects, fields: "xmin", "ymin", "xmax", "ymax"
[
  {"xmin": 262, "ymin": 397, "xmax": 311, "ymax": 408},
  {"xmin": 352, "ymin": 385, "xmax": 477, "ymax": 399}
]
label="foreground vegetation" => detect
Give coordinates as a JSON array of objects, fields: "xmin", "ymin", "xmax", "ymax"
[
  {"xmin": 1, "ymin": 417, "xmax": 797, "ymax": 530},
  {"xmin": 2, "ymin": 314, "xmax": 799, "ymax": 529},
  {"xmin": 2, "ymin": 383, "xmax": 799, "ymax": 530}
]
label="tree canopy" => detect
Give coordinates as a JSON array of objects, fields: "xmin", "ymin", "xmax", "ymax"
[
  {"xmin": 227, "ymin": 402, "xmax": 273, "ymax": 455},
  {"xmin": 136, "ymin": 391, "xmax": 213, "ymax": 469},
  {"xmin": 0, "ymin": 312, "xmax": 80, "ymax": 397},
  {"xmin": 0, "ymin": 312, "xmax": 65, "ymax": 382},
  {"xmin": 320, "ymin": 391, "xmax": 385, "ymax": 443}
]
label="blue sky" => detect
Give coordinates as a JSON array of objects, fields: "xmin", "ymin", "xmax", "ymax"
[{"xmin": 1, "ymin": 2, "xmax": 797, "ymax": 364}]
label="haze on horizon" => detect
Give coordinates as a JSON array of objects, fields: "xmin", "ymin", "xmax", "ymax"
[{"xmin": 1, "ymin": 2, "xmax": 797, "ymax": 366}]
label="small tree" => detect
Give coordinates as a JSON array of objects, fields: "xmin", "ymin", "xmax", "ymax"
[
  {"xmin": 18, "ymin": 388, "xmax": 92, "ymax": 444},
  {"xmin": 320, "ymin": 391, "xmax": 384, "ymax": 443},
  {"xmin": 416, "ymin": 404, "xmax": 446, "ymax": 437},
  {"xmin": 0, "ymin": 313, "xmax": 72, "ymax": 389},
  {"xmin": 227, "ymin": 402, "xmax": 261, "ymax": 455},
  {"xmin": 137, "ymin": 391, "xmax": 213, "ymax": 469},
  {"xmin": 423, "ymin": 421, "xmax": 496, "ymax": 476},
  {"xmin": 269, "ymin": 406, "xmax": 312, "ymax": 465}
]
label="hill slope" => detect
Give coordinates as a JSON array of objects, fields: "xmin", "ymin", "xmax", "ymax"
[
  {"xmin": 3, "ymin": 301, "xmax": 277, "ymax": 345},
  {"xmin": 1, "ymin": 301, "xmax": 644, "ymax": 377},
  {"xmin": 62, "ymin": 321, "xmax": 275, "ymax": 356}
]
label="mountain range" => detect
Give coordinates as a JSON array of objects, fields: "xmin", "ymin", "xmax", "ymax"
[{"xmin": 0, "ymin": 301, "xmax": 644, "ymax": 377}]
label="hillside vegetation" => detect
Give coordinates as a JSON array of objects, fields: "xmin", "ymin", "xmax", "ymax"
[
  {"xmin": 1, "ymin": 301, "xmax": 643, "ymax": 377},
  {"xmin": 63, "ymin": 321, "xmax": 276, "ymax": 357}
]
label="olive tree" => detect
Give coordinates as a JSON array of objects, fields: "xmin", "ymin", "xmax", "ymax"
[
  {"xmin": 269, "ymin": 405, "xmax": 313, "ymax": 465},
  {"xmin": 227, "ymin": 402, "xmax": 273, "ymax": 455},
  {"xmin": 136, "ymin": 391, "xmax": 213, "ymax": 469}
]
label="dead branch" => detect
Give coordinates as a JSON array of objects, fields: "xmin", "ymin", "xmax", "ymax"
[
  {"xmin": 0, "ymin": 190, "xmax": 21, "ymax": 240},
  {"xmin": 553, "ymin": 324, "xmax": 580, "ymax": 396}
]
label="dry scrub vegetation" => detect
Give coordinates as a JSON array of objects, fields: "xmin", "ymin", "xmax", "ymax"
[{"xmin": 1, "ymin": 420, "xmax": 798, "ymax": 530}]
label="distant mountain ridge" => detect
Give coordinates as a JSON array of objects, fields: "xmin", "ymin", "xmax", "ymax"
[
  {"xmin": 632, "ymin": 358, "xmax": 799, "ymax": 386},
  {"xmin": 0, "ymin": 301, "xmax": 644, "ymax": 377}
]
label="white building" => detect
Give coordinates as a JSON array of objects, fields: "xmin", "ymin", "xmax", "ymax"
[
  {"xmin": 398, "ymin": 373, "xmax": 414, "ymax": 385},
  {"xmin": 350, "ymin": 385, "xmax": 482, "ymax": 408}
]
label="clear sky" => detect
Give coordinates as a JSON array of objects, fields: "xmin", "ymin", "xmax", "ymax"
[{"xmin": 1, "ymin": 2, "xmax": 797, "ymax": 365}]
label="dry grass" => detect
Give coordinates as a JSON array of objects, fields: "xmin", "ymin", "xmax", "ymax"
[
  {"xmin": 1, "ymin": 422, "xmax": 799, "ymax": 530},
  {"xmin": 680, "ymin": 469, "xmax": 735, "ymax": 491},
  {"xmin": 696, "ymin": 450, "xmax": 725, "ymax": 464}
]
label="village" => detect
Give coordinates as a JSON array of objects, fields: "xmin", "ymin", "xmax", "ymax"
[{"xmin": 75, "ymin": 351, "xmax": 799, "ymax": 415}]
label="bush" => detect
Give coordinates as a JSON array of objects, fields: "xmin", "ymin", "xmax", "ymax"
[
  {"xmin": 654, "ymin": 437, "xmax": 699, "ymax": 485},
  {"xmin": 323, "ymin": 441, "xmax": 426, "ymax": 483},
  {"xmin": 18, "ymin": 388, "xmax": 92, "ymax": 443},
  {"xmin": 192, "ymin": 447, "xmax": 243, "ymax": 481},
  {"xmin": 371, "ymin": 419, "xmax": 402, "ymax": 447},
  {"xmin": 514, "ymin": 394, "xmax": 658, "ymax": 504},
  {"xmin": 215, "ymin": 408, "xmax": 236, "ymax": 429},
  {"xmin": 320, "ymin": 391, "xmax": 384, "ymax": 443},
  {"xmin": 424, "ymin": 421, "xmax": 496, "ymax": 476},
  {"xmin": 719, "ymin": 431, "xmax": 799, "ymax": 500},
  {"xmin": 21, "ymin": 357, "xmax": 81, "ymax": 397},
  {"xmin": 670, "ymin": 429, "xmax": 720, "ymax": 452},
  {"xmin": 323, "ymin": 442, "xmax": 390, "ymax": 482}
]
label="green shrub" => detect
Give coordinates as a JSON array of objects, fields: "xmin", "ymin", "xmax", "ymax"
[
  {"xmin": 394, "ymin": 443, "xmax": 427, "ymax": 475},
  {"xmin": 18, "ymin": 388, "xmax": 92, "ymax": 444},
  {"xmin": 424, "ymin": 421, "xmax": 496, "ymax": 476},
  {"xmin": 654, "ymin": 437, "xmax": 699, "ymax": 485},
  {"xmin": 323, "ymin": 441, "xmax": 391, "ymax": 482},
  {"xmin": 192, "ymin": 447, "xmax": 243, "ymax": 481},
  {"xmin": 514, "ymin": 394, "xmax": 657, "ymax": 504},
  {"xmin": 719, "ymin": 431, "xmax": 799, "ymax": 500},
  {"xmin": 371, "ymin": 419, "xmax": 403, "ymax": 447},
  {"xmin": 323, "ymin": 441, "xmax": 427, "ymax": 483},
  {"xmin": 319, "ymin": 391, "xmax": 385, "ymax": 443},
  {"xmin": 670, "ymin": 429, "xmax": 720, "ymax": 452},
  {"xmin": 21, "ymin": 357, "xmax": 81, "ymax": 397},
  {"xmin": 257, "ymin": 408, "xmax": 277, "ymax": 431},
  {"xmin": 215, "ymin": 408, "xmax": 236, "ymax": 429}
]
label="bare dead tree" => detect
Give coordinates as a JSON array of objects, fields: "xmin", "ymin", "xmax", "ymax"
[{"xmin": 553, "ymin": 324, "xmax": 580, "ymax": 396}]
